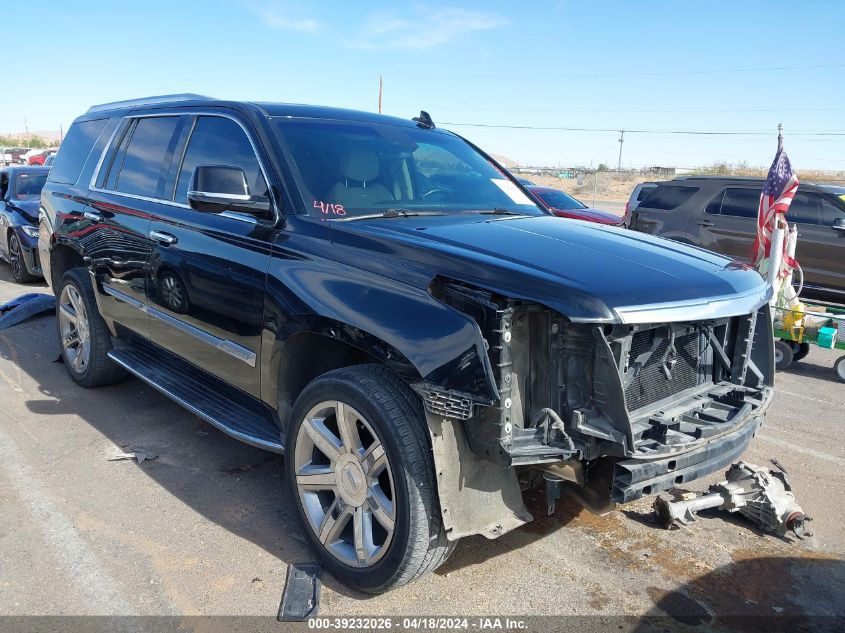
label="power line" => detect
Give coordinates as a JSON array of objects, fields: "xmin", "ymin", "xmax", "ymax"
[
  {"xmin": 441, "ymin": 122, "xmax": 845, "ymax": 137},
  {"xmin": 398, "ymin": 62, "xmax": 845, "ymax": 81}
]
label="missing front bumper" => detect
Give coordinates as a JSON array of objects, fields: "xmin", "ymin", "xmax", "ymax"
[{"xmin": 611, "ymin": 413, "xmax": 763, "ymax": 503}]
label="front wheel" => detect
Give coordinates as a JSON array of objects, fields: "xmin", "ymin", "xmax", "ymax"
[
  {"xmin": 8, "ymin": 233, "xmax": 38, "ymax": 283},
  {"xmin": 286, "ymin": 364, "xmax": 452, "ymax": 593},
  {"xmin": 774, "ymin": 340, "xmax": 794, "ymax": 371},
  {"xmin": 835, "ymin": 356, "xmax": 845, "ymax": 384}
]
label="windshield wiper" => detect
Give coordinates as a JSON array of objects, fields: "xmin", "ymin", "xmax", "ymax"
[
  {"xmin": 476, "ymin": 208, "xmax": 528, "ymax": 216},
  {"xmin": 343, "ymin": 209, "xmax": 446, "ymax": 221}
]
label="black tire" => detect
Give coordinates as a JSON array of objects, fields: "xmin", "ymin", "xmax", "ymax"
[
  {"xmin": 285, "ymin": 364, "xmax": 452, "ymax": 593},
  {"xmin": 774, "ymin": 339, "xmax": 794, "ymax": 371},
  {"xmin": 8, "ymin": 233, "xmax": 38, "ymax": 283},
  {"xmin": 793, "ymin": 342, "xmax": 811, "ymax": 362},
  {"xmin": 56, "ymin": 268, "xmax": 127, "ymax": 387},
  {"xmin": 835, "ymin": 356, "xmax": 845, "ymax": 384}
]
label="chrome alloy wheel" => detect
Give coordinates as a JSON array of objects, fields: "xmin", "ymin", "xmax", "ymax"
[
  {"xmin": 294, "ymin": 401, "xmax": 396, "ymax": 568},
  {"xmin": 58, "ymin": 284, "xmax": 91, "ymax": 374}
]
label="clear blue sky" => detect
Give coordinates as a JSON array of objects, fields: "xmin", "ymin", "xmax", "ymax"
[{"xmin": 7, "ymin": 0, "xmax": 845, "ymax": 170}]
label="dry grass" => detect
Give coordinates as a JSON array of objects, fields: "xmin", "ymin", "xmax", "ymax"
[{"xmin": 519, "ymin": 167, "xmax": 845, "ymax": 203}]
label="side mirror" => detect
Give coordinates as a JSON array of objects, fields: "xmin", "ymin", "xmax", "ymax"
[
  {"xmin": 187, "ymin": 165, "xmax": 271, "ymax": 215},
  {"xmin": 833, "ymin": 218, "xmax": 845, "ymax": 232}
]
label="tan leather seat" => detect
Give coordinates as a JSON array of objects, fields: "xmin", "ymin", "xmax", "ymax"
[{"xmin": 328, "ymin": 149, "xmax": 394, "ymax": 208}]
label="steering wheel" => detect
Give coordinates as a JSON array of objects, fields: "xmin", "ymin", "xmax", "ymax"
[{"xmin": 422, "ymin": 188, "xmax": 451, "ymax": 199}]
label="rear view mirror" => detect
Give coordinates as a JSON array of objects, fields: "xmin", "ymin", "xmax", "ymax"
[
  {"xmin": 833, "ymin": 218, "xmax": 845, "ymax": 232},
  {"xmin": 187, "ymin": 165, "xmax": 270, "ymax": 215}
]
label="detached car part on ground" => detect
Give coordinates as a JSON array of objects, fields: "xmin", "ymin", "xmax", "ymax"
[{"xmin": 40, "ymin": 95, "xmax": 775, "ymax": 593}]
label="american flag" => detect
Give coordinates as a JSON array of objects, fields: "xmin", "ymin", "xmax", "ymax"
[{"xmin": 752, "ymin": 134, "xmax": 799, "ymax": 267}]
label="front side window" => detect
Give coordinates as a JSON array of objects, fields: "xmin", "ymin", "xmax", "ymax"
[
  {"xmin": 821, "ymin": 197, "xmax": 845, "ymax": 225},
  {"xmin": 273, "ymin": 118, "xmax": 542, "ymax": 218},
  {"xmin": 12, "ymin": 172, "xmax": 47, "ymax": 200},
  {"xmin": 173, "ymin": 116, "xmax": 267, "ymax": 204}
]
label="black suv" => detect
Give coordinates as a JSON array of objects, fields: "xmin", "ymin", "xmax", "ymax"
[
  {"xmin": 40, "ymin": 95, "xmax": 774, "ymax": 592},
  {"xmin": 629, "ymin": 176, "xmax": 845, "ymax": 303}
]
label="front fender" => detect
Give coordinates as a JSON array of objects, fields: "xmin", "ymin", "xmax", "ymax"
[{"xmin": 260, "ymin": 253, "xmax": 499, "ymax": 406}]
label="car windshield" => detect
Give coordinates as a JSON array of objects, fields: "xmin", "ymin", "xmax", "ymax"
[
  {"xmin": 12, "ymin": 172, "xmax": 47, "ymax": 200},
  {"xmin": 273, "ymin": 118, "xmax": 543, "ymax": 219},
  {"xmin": 534, "ymin": 188, "xmax": 587, "ymax": 210},
  {"xmin": 820, "ymin": 185, "xmax": 845, "ymax": 202}
]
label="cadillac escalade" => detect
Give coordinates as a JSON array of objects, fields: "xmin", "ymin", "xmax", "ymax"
[{"xmin": 38, "ymin": 95, "xmax": 774, "ymax": 592}]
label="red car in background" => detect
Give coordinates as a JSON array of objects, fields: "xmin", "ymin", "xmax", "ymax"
[
  {"xmin": 28, "ymin": 150, "xmax": 56, "ymax": 166},
  {"xmin": 528, "ymin": 185, "xmax": 623, "ymax": 226}
]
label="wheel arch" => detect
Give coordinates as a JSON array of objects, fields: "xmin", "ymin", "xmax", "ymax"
[{"xmin": 49, "ymin": 240, "xmax": 86, "ymax": 291}]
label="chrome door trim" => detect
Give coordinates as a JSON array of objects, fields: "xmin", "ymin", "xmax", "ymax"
[{"xmin": 101, "ymin": 285, "xmax": 257, "ymax": 367}]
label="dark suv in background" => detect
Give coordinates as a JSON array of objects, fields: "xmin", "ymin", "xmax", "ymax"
[
  {"xmin": 629, "ymin": 177, "xmax": 845, "ymax": 303},
  {"xmin": 40, "ymin": 95, "xmax": 774, "ymax": 592}
]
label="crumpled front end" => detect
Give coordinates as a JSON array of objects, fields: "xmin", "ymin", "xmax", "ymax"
[{"xmin": 423, "ymin": 278, "xmax": 775, "ymax": 511}]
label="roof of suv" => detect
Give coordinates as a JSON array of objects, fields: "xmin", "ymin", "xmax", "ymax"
[{"xmin": 83, "ymin": 93, "xmax": 426, "ymax": 130}]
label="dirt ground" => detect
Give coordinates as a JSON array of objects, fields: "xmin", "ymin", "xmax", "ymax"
[{"xmin": 0, "ymin": 266, "xmax": 844, "ymax": 632}]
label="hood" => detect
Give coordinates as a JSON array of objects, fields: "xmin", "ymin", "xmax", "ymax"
[
  {"xmin": 330, "ymin": 214, "xmax": 770, "ymax": 324},
  {"xmin": 553, "ymin": 207, "xmax": 622, "ymax": 225},
  {"xmin": 7, "ymin": 198, "xmax": 39, "ymax": 224}
]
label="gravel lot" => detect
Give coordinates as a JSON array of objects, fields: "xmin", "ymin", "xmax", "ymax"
[{"xmin": 0, "ymin": 265, "xmax": 843, "ymax": 630}]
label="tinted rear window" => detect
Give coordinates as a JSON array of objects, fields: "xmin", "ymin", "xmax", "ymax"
[
  {"xmin": 639, "ymin": 185, "xmax": 698, "ymax": 210},
  {"xmin": 636, "ymin": 185, "xmax": 656, "ymax": 201},
  {"xmin": 113, "ymin": 117, "xmax": 180, "ymax": 196},
  {"xmin": 48, "ymin": 119, "xmax": 108, "ymax": 185},
  {"xmin": 719, "ymin": 188, "xmax": 760, "ymax": 218}
]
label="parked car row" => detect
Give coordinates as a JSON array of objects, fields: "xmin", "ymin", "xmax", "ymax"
[{"xmin": 1, "ymin": 147, "xmax": 59, "ymax": 166}]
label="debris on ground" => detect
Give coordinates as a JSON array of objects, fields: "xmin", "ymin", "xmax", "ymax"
[
  {"xmin": 0, "ymin": 294, "xmax": 55, "ymax": 330},
  {"xmin": 278, "ymin": 562, "xmax": 321, "ymax": 621},
  {"xmin": 654, "ymin": 461, "xmax": 811, "ymax": 538},
  {"xmin": 107, "ymin": 448, "xmax": 159, "ymax": 464}
]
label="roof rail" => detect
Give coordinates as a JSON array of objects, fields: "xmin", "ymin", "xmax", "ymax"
[{"xmin": 86, "ymin": 94, "xmax": 213, "ymax": 114}]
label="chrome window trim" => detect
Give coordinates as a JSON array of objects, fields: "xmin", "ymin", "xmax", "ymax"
[
  {"xmin": 101, "ymin": 284, "xmax": 257, "ymax": 367},
  {"xmin": 87, "ymin": 111, "xmax": 276, "ymax": 225}
]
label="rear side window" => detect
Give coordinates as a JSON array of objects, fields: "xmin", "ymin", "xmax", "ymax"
[
  {"xmin": 110, "ymin": 117, "xmax": 180, "ymax": 197},
  {"xmin": 173, "ymin": 116, "xmax": 266, "ymax": 204},
  {"xmin": 48, "ymin": 118, "xmax": 108, "ymax": 185},
  {"xmin": 639, "ymin": 185, "xmax": 698, "ymax": 210},
  {"xmin": 719, "ymin": 188, "xmax": 760, "ymax": 219}
]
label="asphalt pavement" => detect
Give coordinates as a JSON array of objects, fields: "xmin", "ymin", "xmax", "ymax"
[{"xmin": 0, "ymin": 265, "xmax": 843, "ymax": 629}]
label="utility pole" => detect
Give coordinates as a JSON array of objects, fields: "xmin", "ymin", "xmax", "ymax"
[
  {"xmin": 378, "ymin": 75, "xmax": 383, "ymax": 114},
  {"xmin": 617, "ymin": 129, "xmax": 624, "ymax": 172}
]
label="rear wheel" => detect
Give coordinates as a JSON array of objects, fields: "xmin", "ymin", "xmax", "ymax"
[
  {"xmin": 286, "ymin": 364, "xmax": 452, "ymax": 593},
  {"xmin": 8, "ymin": 233, "xmax": 38, "ymax": 283},
  {"xmin": 774, "ymin": 340, "xmax": 794, "ymax": 370},
  {"xmin": 56, "ymin": 268, "xmax": 127, "ymax": 387}
]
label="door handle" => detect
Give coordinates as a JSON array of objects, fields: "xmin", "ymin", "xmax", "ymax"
[
  {"xmin": 696, "ymin": 220, "xmax": 714, "ymax": 227},
  {"xmin": 83, "ymin": 210, "xmax": 102, "ymax": 223},
  {"xmin": 149, "ymin": 230, "xmax": 178, "ymax": 246}
]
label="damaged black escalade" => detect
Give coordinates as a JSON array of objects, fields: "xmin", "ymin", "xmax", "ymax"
[{"xmin": 39, "ymin": 95, "xmax": 774, "ymax": 592}]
